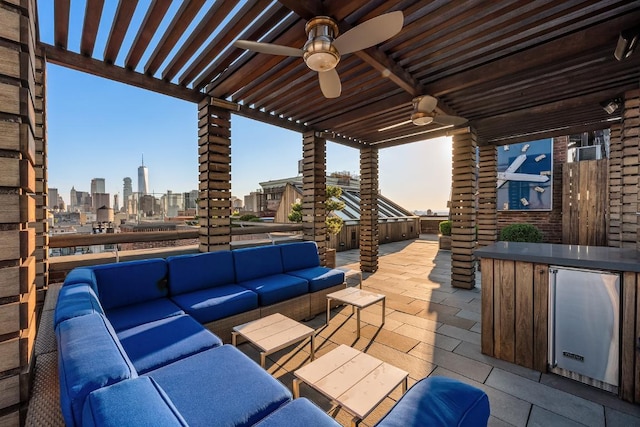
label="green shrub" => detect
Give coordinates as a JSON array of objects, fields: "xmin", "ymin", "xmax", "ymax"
[
  {"xmin": 239, "ymin": 214, "xmax": 259, "ymax": 221},
  {"xmin": 439, "ymin": 220, "xmax": 452, "ymax": 236},
  {"xmin": 248, "ymin": 217, "xmax": 263, "ymax": 222},
  {"xmin": 499, "ymin": 223, "xmax": 543, "ymax": 242}
]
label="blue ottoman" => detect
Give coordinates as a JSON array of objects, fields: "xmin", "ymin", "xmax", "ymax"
[{"xmin": 375, "ymin": 376, "xmax": 490, "ymax": 427}]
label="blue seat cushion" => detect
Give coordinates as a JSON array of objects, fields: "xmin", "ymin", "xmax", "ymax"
[
  {"xmin": 146, "ymin": 345, "xmax": 292, "ymax": 427},
  {"xmin": 105, "ymin": 298, "xmax": 184, "ymax": 332},
  {"xmin": 375, "ymin": 376, "xmax": 490, "ymax": 427},
  {"xmin": 54, "ymin": 283, "xmax": 104, "ymax": 327},
  {"xmin": 286, "ymin": 267, "xmax": 345, "ymax": 292},
  {"xmin": 82, "ymin": 377, "xmax": 188, "ymax": 427},
  {"xmin": 170, "ymin": 285, "xmax": 258, "ymax": 323},
  {"xmin": 238, "ymin": 274, "xmax": 308, "ymax": 306},
  {"xmin": 57, "ymin": 313, "xmax": 137, "ymax": 427},
  {"xmin": 280, "ymin": 241, "xmax": 321, "ymax": 271},
  {"xmin": 117, "ymin": 314, "xmax": 222, "ymax": 374},
  {"xmin": 167, "ymin": 251, "xmax": 236, "ymax": 295},
  {"xmin": 233, "ymin": 245, "xmax": 284, "ymax": 282},
  {"xmin": 92, "ymin": 259, "xmax": 168, "ymax": 310},
  {"xmin": 253, "ymin": 398, "xmax": 341, "ymax": 426}
]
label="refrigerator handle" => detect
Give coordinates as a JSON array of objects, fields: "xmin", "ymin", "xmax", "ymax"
[{"xmin": 548, "ymin": 268, "xmax": 557, "ymax": 368}]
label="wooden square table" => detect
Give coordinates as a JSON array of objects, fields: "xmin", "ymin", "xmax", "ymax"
[
  {"xmin": 293, "ymin": 344, "xmax": 408, "ymax": 426},
  {"xmin": 232, "ymin": 313, "xmax": 315, "ymax": 368},
  {"xmin": 326, "ymin": 287, "xmax": 385, "ymax": 338}
]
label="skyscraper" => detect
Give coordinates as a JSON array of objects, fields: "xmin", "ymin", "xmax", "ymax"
[
  {"xmin": 138, "ymin": 155, "xmax": 149, "ymax": 195},
  {"xmin": 91, "ymin": 178, "xmax": 106, "ymax": 195},
  {"xmin": 123, "ymin": 177, "xmax": 132, "ymax": 209}
]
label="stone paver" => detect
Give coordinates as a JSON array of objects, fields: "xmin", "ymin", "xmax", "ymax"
[{"xmin": 255, "ymin": 236, "xmax": 640, "ymax": 427}]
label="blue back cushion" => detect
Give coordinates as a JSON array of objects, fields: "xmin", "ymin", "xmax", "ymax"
[
  {"xmin": 280, "ymin": 242, "xmax": 320, "ymax": 271},
  {"xmin": 92, "ymin": 259, "xmax": 168, "ymax": 310},
  {"xmin": 57, "ymin": 313, "xmax": 137, "ymax": 427},
  {"xmin": 167, "ymin": 251, "xmax": 235, "ymax": 295},
  {"xmin": 82, "ymin": 377, "xmax": 188, "ymax": 427},
  {"xmin": 54, "ymin": 283, "xmax": 104, "ymax": 327},
  {"xmin": 233, "ymin": 246, "xmax": 284, "ymax": 282},
  {"xmin": 64, "ymin": 268, "xmax": 98, "ymax": 293}
]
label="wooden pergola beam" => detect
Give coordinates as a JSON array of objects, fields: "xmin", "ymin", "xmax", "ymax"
[
  {"xmin": 42, "ymin": 44, "xmax": 204, "ymax": 103},
  {"xmin": 423, "ymin": 11, "xmax": 640, "ymax": 97},
  {"xmin": 103, "ymin": 0, "xmax": 139, "ymax": 64},
  {"xmin": 144, "ymin": 0, "xmax": 206, "ymax": 76},
  {"xmin": 80, "ymin": 0, "xmax": 105, "ymax": 57},
  {"xmin": 54, "ymin": 0, "xmax": 70, "ymax": 49},
  {"xmin": 162, "ymin": 0, "xmax": 240, "ymax": 82},
  {"xmin": 125, "ymin": 0, "xmax": 172, "ymax": 70}
]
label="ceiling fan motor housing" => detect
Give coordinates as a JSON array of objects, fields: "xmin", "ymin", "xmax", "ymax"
[{"xmin": 303, "ymin": 17, "xmax": 340, "ymax": 72}]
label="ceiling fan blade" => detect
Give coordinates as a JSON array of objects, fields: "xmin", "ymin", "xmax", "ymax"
[
  {"xmin": 318, "ymin": 68, "xmax": 341, "ymax": 98},
  {"xmin": 233, "ymin": 40, "xmax": 303, "ymax": 57},
  {"xmin": 333, "ymin": 11, "xmax": 403, "ymax": 55},
  {"xmin": 434, "ymin": 114, "xmax": 468, "ymax": 126},
  {"xmin": 416, "ymin": 95, "xmax": 438, "ymax": 112}
]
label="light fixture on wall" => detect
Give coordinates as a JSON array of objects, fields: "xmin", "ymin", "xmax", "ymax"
[
  {"xmin": 614, "ymin": 26, "xmax": 640, "ymax": 61},
  {"xmin": 600, "ymin": 98, "xmax": 621, "ymax": 114}
]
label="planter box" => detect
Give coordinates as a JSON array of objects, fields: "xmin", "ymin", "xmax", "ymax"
[{"xmin": 438, "ymin": 235, "xmax": 451, "ymax": 250}]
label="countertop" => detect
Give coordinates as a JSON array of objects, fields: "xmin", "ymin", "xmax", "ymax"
[{"xmin": 475, "ymin": 242, "xmax": 640, "ymax": 273}]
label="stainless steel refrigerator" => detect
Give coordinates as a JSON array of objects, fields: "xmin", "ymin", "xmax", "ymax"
[{"xmin": 548, "ymin": 266, "xmax": 620, "ymax": 392}]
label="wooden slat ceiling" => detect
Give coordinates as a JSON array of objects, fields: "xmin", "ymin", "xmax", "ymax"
[{"xmin": 41, "ymin": 0, "xmax": 640, "ymax": 148}]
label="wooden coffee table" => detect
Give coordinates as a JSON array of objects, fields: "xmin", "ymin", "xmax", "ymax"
[
  {"xmin": 232, "ymin": 313, "xmax": 315, "ymax": 368},
  {"xmin": 293, "ymin": 344, "xmax": 408, "ymax": 426},
  {"xmin": 326, "ymin": 287, "xmax": 385, "ymax": 338}
]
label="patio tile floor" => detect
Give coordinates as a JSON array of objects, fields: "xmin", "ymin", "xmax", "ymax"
[{"xmin": 235, "ymin": 235, "xmax": 640, "ymax": 427}]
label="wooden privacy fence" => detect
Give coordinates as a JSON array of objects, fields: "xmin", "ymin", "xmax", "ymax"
[{"xmin": 562, "ymin": 159, "xmax": 608, "ymax": 245}]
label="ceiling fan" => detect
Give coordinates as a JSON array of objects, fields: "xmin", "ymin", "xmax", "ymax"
[
  {"xmin": 233, "ymin": 11, "xmax": 404, "ymax": 98},
  {"xmin": 378, "ymin": 95, "xmax": 467, "ymax": 132},
  {"xmin": 411, "ymin": 95, "xmax": 468, "ymax": 126}
]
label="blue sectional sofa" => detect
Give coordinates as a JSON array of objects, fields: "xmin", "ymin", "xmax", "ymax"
[{"xmin": 55, "ymin": 241, "xmax": 490, "ymax": 426}]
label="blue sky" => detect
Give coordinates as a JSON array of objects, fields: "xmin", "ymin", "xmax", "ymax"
[{"xmin": 39, "ymin": 1, "xmax": 453, "ymax": 212}]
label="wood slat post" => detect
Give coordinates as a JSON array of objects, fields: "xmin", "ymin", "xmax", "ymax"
[
  {"xmin": 0, "ymin": 2, "xmax": 39, "ymax": 424},
  {"xmin": 34, "ymin": 49, "xmax": 48, "ymax": 301},
  {"xmin": 302, "ymin": 131, "xmax": 326, "ymax": 264},
  {"xmin": 620, "ymin": 272, "xmax": 637, "ymax": 402},
  {"xmin": 360, "ymin": 147, "xmax": 379, "ymax": 272},
  {"xmin": 608, "ymin": 123, "xmax": 622, "ymax": 247},
  {"xmin": 451, "ymin": 130, "xmax": 477, "ymax": 288},
  {"xmin": 477, "ymin": 145, "xmax": 497, "ymax": 247},
  {"xmin": 619, "ymin": 90, "xmax": 639, "ymax": 249},
  {"xmin": 198, "ymin": 97, "xmax": 231, "ymax": 252}
]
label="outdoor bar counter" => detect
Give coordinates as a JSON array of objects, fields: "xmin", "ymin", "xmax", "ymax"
[{"xmin": 475, "ymin": 241, "xmax": 640, "ymax": 404}]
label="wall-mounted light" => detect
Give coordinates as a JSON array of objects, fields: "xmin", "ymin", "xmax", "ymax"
[
  {"xmin": 600, "ymin": 98, "xmax": 621, "ymax": 115},
  {"xmin": 614, "ymin": 26, "xmax": 640, "ymax": 61}
]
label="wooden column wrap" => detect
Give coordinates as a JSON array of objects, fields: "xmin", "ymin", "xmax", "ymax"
[
  {"xmin": 620, "ymin": 90, "xmax": 639, "ymax": 249},
  {"xmin": 34, "ymin": 49, "xmax": 48, "ymax": 299},
  {"xmin": 360, "ymin": 147, "xmax": 379, "ymax": 272},
  {"xmin": 451, "ymin": 130, "xmax": 477, "ymax": 289},
  {"xmin": 477, "ymin": 145, "xmax": 497, "ymax": 247},
  {"xmin": 198, "ymin": 97, "xmax": 231, "ymax": 252},
  {"xmin": 0, "ymin": 1, "xmax": 39, "ymax": 423},
  {"xmin": 608, "ymin": 123, "xmax": 622, "ymax": 247},
  {"xmin": 302, "ymin": 131, "xmax": 326, "ymax": 264}
]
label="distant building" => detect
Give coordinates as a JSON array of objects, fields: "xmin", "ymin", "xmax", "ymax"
[
  {"xmin": 70, "ymin": 189, "xmax": 92, "ymax": 213},
  {"xmin": 244, "ymin": 190, "xmax": 263, "ymax": 214},
  {"xmin": 93, "ymin": 193, "xmax": 110, "ymax": 213},
  {"xmin": 48, "ymin": 187, "xmax": 59, "ymax": 210},
  {"xmin": 138, "ymin": 156, "xmax": 149, "ymax": 195},
  {"xmin": 91, "ymin": 178, "xmax": 105, "ymax": 195},
  {"xmin": 113, "ymin": 194, "xmax": 119, "ymax": 212},
  {"xmin": 122, "ymin": 177, "xmax": 132, "ymax": 211}
]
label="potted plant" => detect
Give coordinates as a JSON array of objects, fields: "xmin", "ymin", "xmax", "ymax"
[
  {"xmin": 438, "ymin": 220, "xmax": 452, "ymax": 250},
  {"xmin": 499, "ymin": 223, "xmax": 543, "ymax": 242},
  {"xmin": 288, "ymin": 185, "xmax": 345, "ymax": 267}
]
